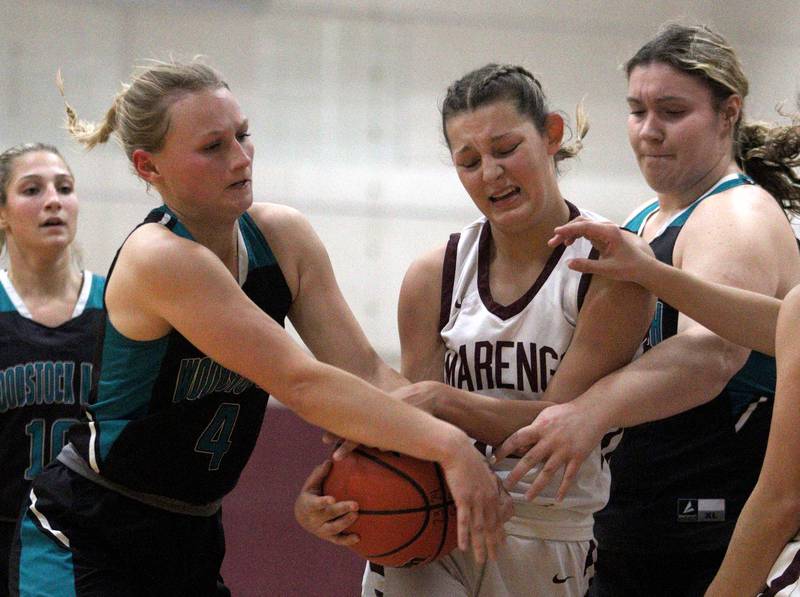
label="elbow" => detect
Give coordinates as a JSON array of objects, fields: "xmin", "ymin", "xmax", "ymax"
[
  {"xmin": 751, "ymin": 482, "xmax": 800, "ymax": 533},
  {"xmin": 701, "ymin": 338, "xmax": 752, "ymax": 396},
  {"xmin": 270, "ymin": 358, "xmax": 328, "ymax": 420}
]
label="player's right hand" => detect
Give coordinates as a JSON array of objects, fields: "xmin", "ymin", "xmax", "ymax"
[
  {"xmin": 294, "ymin": 460, "xmax": 360, "ymax": 546},
  {"xmin": 548, "ymin": 218, "xmax": 654, "ymax": 283},
  {"xmin": 440, "ymin": 434, "xmax": 510, "ymax": 564}
]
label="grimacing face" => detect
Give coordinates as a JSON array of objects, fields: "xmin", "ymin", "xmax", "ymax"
[
  {"xmin": 445, "ymin": 100, "xmax": 564, "ymax": 234},
  {"xmin": 626, "ymin": 61, "xmax": 736, "ymax": 202}
]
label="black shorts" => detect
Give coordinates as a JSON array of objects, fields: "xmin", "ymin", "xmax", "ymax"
[
  {"xmin": 588, "ymin": 546, "xmax": 726, "ymax": 597},
  {"xmin": 10, "ymin": 462, "xmax": 230, "ymax": 597}
]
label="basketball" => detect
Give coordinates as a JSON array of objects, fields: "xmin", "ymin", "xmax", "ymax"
[{"xmin": 321, "ymin": 446, "xmax": 458, "ymax": 568}]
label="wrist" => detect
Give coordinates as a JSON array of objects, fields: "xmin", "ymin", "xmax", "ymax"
[{"xmin": 435, "ymin": 424, "xmax": 472, "ymax": 469}]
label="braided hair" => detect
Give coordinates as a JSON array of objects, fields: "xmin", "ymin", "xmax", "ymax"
[{"xmin": 441, "ymin": 63, "xmax": 587, "ymax": 164}]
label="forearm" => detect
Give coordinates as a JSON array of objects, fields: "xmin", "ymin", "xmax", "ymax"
[
  {"xmin": 706, "ymin": 485, "xmax": 800, "ymax": 596},
  {"xmin": 433, "ymin": 384, "xmax": 551, "ymax": 445},
  {"xmin": 640, "ymin": 259, "xmax": 779, "ymax": 356},
  {"xmin": 279, "ymin": 360, "xmax": 468, "ymax": 464},
  {"xmin": 574, "ymin": 331, "xmax": 750, "ymax": 430}
]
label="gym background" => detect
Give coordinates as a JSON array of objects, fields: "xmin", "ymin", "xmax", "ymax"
[{"xmin": 2, "ymin": 1, "xmax": 798, "ymax": 594}]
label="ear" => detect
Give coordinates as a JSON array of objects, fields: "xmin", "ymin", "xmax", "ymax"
[
  {"xmin": 132, "ymin": 149, "xmax": 161, "ymax": 184},
  {"xmin": 0, "ymin": 207, "xmax": 8, "ymax": 231},
  {"xmin": 544, "ymin": 113, "xmax": 564, "ymax": 156},
  {"xmin": 720, "ymin": 94, "xmax": 742, "ymax": 133}
]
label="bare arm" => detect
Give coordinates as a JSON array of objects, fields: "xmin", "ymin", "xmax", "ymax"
[
  {"xmin": 499, "ymin": 188, "xmax": 800, "ymax": 496},
  {"xmin": 254, "ymin": 203, "xmax": 405, "ymax": 391},
  {"xmin": 397, "ymin": 243, "xmax": 652, "ymax": 447},
  {"xmin": 550, "ymin": 218, "xmax": 780, "ymax": 355},
  {"xmin": 706, "ymin": 286, "xmax": 800, "ymax": 596},
  {"xmin": 395, "ymin": 247, "xmax": 550, "ymax": 442},
  {"xmin": 107, "ymin": 223, "xmax": 503, "ymax": 561}
]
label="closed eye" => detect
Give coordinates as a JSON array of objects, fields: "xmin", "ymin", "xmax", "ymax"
[{"xmin": 496, "ymin": 142, "xmax": 520, "ymax": 157}]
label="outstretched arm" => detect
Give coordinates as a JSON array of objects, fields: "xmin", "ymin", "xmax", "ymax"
[
  {"xmin": 397, "ymin": 243, "xmax": 652, "ymax": 458},
  {"xmin": 498, "ymin": 190, "xmax": 798, "ymax": 497},
  {"xmin": 256, "ymin": 203, "xmax": 406, "ymax": 390},
  {"xmin": 109, "ymin": 223, "xmax": 505, "ymax": 562},
  {"xmin": 705, "ymin": 286, "xmax": 800, "ymax": 596},
  {"xmin": 550, "ymin": 218, "xmax": 780, "ymax": 355}
]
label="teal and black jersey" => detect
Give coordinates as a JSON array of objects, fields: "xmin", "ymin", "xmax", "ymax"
[
  {"xmin": 65, "ymin": 205, "xmax": 292, "ymax": 507},
  {"xmin": 595, "ymin": 173, "xmax": 776, "ymax": 552},
  {"xmin": 0, "ymin": 270, "xmax": 104, "ymax": 521}
]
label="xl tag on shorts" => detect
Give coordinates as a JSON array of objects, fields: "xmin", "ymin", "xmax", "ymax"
[{"xmin": 677, "ymin": 499, "xmax": 725, "ymax": 522}]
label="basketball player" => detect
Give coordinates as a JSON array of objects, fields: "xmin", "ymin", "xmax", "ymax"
[
  {"xmin": 0, "ymin": 143, "xmax": 104, "ymax": 594},
  {"xmin": 299, "ymin": 64, "xmax": 654, "ymax": 597},
  {"xmin": 8, "ymin": 61, "xmax": 509, "ymax": 597},
  {"xmin": 495, "ymin": 24, "xmax": 800, "ymax": 596}
]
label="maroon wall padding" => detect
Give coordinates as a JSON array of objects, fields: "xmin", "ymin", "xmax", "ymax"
[{"xmin": 221, "ymin": 405, "xmax": 364, "ymax": 596}]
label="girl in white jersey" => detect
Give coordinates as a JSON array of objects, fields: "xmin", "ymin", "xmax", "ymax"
[
  {"xmin": 298, "ymin": 64, "xmax": 653, "ymax": 597},
  {"xmin": 495, "ymin": 24, "xmax": 800, "ymax": 597}
]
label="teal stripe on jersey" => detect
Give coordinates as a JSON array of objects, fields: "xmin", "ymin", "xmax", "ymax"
[
  {"xmin": 87, "ymin": 273, "xmax": 106, "ymax": 309},
  {"xmin": 92, "ymin": 320, "xmax": 169, "ymax": 459},
  {"xmin": 727, "ymin": 350, "xmax": 776, "ymax": 414},
  {"xmin": 0, "ymin": 287, "xmax": 14, "ymax": 313},
  {"xmin": 19, "ymin": 512, "xmax": 76, "ymax": 597},
  {"xmin": 623, "ymin": 201, "xmax": 658, "ymax": 233},
  {"xmin": 240, "ymin": 211, "xmax": 278, "ymax": 268}
]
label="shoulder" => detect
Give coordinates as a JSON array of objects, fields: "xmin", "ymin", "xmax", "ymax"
[
  {"xmin": 116, "ymin": 223, "xmax": 218, "ymax": 289},
  {"xmin": 404, "ymin": 245, "xmax": 448, "ymax": 289},
  {"xmin": 685, "ymin": 183, "xmax": 793, "ymax": 240},
  {"xmin": 246, "ymin": 201, "xmax": 312, "ymax": 239}
]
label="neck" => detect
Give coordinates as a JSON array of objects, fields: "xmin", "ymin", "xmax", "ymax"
[
  {"xmin": 5, "ymin": 244, "xmax": 81, "ymax": 300},
  {"xmin": 657, "ymin": 158, "xmax": 740, "ymax": 214},
  {"xmin": 166, "ymin": 204, "xmax": 239, "ymax": 275},
  {"xmin": 491, "ymin": 197, "xmax": 571, "ymax": 264}
]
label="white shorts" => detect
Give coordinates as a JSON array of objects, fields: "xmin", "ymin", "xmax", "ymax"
[
  {"xmin": 760, "ymin": 538, "xmax": 800, "ymax": 596},
  {"xmin": 362, "ymin": 535, "xmax": 595, "ymax": 597}
]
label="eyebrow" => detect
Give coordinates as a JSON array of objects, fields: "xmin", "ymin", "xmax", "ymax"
[
  {"xmin": 16, "ymin": 173, "xmax": 73, "ymax": 183},
  {"xmin": 199, "ymin": 118, "xmax": 250, "ymax": 138},
  {"xmin": 453, "ymin": 132, "xmax": 514, "ymax": 155},
  {"xmin": 626, "ymin": 95, "xmax": 687, "ymax": 104}
]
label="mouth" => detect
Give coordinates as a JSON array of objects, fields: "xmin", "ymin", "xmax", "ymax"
[
  {"xmin": 489, "ymin": 186, "xmax": 521, "ymax": 203},
  {"xmin": 40, "ymin": 218, "xmax": 66, "ymax": 228},
  {"xmin": 227, "ymin": 179, "xmax": 251, "ymax": 190}
]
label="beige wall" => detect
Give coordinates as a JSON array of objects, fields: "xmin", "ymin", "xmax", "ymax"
[{"xmin": 2, "ymin": 0, "xmax": 798, "ymax": 364}]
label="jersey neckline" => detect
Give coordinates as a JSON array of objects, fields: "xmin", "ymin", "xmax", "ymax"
[{"xmin": 0, "ymin": 269, "xmax": 95, "ymax": 322}]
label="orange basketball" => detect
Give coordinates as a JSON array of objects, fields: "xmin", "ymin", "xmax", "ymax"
[{"xmin": 321, "ymin": 446, "xmax": 458, "ymax": 568}]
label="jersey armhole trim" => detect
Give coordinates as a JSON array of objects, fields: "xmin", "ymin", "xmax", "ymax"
[{"xmin": 439, "ymin": 233, "xmax": 461, "ymax": 332}]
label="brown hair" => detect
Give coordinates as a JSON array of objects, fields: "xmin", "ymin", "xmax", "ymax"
[
  {"xmin": 440, "ymin": 63, "xmax": 588, "ymax": 166},
  {"xmin": 627, "ymin": 23, "xmax": 800, "ymax": 215},
  {"xmin": 0, "ymin": 143, "xmax": 71, "ymax": 253}
]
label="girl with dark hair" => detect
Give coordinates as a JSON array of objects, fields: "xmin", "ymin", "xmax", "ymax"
[
  {"xmin": 299, "ymin": 63, "xmax": 653, "ymax": 597},
  {"xmin": 496, "ymin": 24, "xmax": 800, "ymax": 597}
]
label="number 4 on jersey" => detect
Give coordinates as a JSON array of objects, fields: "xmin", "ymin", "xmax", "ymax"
[{"xmin": 195, "ymin": 403, "xmax": 241, "ymax": 471}]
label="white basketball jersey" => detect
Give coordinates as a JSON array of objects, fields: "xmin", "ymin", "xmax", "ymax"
[{"xmin": 439, "ymin": 203, "xmax": 617, "ymax": 541}]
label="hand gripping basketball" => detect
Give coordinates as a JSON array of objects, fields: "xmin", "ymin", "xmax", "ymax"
[{"xmin": 321, "ymin": 446, "xmax": 458, "ymax": 568}]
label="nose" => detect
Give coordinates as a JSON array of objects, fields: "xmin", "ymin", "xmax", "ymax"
[
  {"xmin": 43, "ymin": 184, "xmax": 63, "ymax": 209},
  {"xmin": 230, "ymin": 139, "xmax": 252, "ymax": 171},
  {"xmin": 639, "ymin": 113, "xmax": 664, "ymax": 144},
  {"xmin": 482, "ymin": 157, "xmax": 503, "ymax": 183}
]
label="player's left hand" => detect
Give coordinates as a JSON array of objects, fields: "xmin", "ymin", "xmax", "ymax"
[
  {"xmin": 294, "ymin": 460, "xmax": 360, "ymax": 546},
  {"xmin": 493, "ymin": 400, "xmax": 605, "ymax": 501}
]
